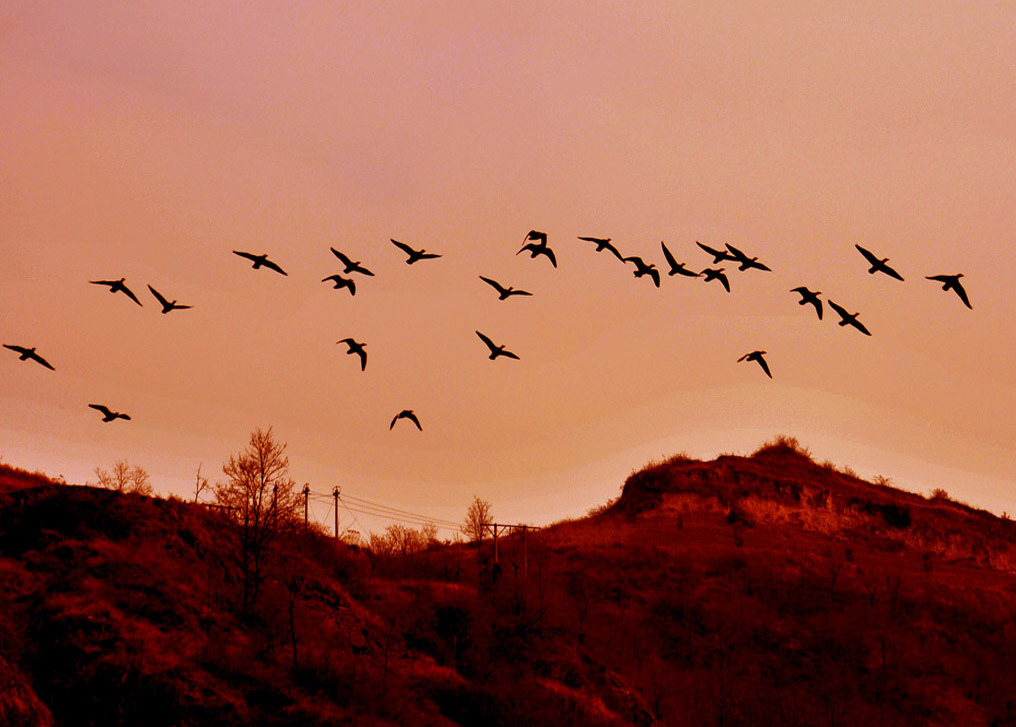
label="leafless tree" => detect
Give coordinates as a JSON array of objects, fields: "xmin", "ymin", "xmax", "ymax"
[
  {"xmin": 94, "ymin": 459, "xmax": 153, "ymax": 495},
  {"xmin": 215, "ymin": 427, "xmax": 298, "ymax": 617},
  {"xmin": 461, "ymin": 495, "xmax": 491, "ymax": 544},
  {"xmin": 193, "ymin": 463, "xmax": 210, "ymax": 503}
]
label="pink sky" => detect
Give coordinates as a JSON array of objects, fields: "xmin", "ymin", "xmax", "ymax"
[{"xmin": 2, "ymin": 1, "xmax": 1014, "ymax": 535}]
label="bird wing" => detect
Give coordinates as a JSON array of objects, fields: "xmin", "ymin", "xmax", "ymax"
[
  {"xmin": 737, "ymin": 353, "xmax": 750, "ymax": 362},
  {"xmin": 89, "ymin": 404, "xmax": 113, "ymax": 416},
  {"xmin": 749, "ymin": 259, "xmax": 772, "ymax": 272},
  {"xmin": 419, "ymin": 251, "xmax": 442, "ymax": 260},
  {"xmin": 232, "ymin": 250, "xmax": 257, "ymax": 262},
  {"xmin": 602, "ymin": 241, "xmax": 624, "ymax": 261},
  {"xmin": 510, "ymin": 288, "xmax": 533, "ymax": 297},
  {"xmin": 501, "ymin": 350, "xmax": 520, "ymax": 360},
  {"xmin": 120, "ymin": 284, "xmax": 143, "ymax": 306},
  {"xmin": 475, "ymin": 331, "xmax": 497, "ymax": 352},
  {"xmin": 718, "ymin": 272, "xmax": 730, "ymax": 292},
  {"xmin": 330, "ymin": 248, "xmax": 353, "ymax": 266},
  {"xmin": 953, "ymin": 280, "xmax": 972, "ymax": 308},
  {"xmin": 479, "ymin": 276, "xmax": 506, "ymax": 294},
  {"xmin": 89, "ymin": 279, "xmax": 118, "ymax": 288},
  {"xmin": 756, "ymin": 355, "xmax": 772, "ymax": 378},
  {"xmin": 30, "ymin": 350, "xmax": 55, "ymax": 370},
  {"xmin": 261, "ymin": 258, "xmax": 287, "ymax": 275},
  {"xmin": 827, "ymin": 300, "xmax": 848, "ymax": 320},
  {"xmin": 544, "ymin": 248, "xmax": 557, "ymax": 267},
  {"xmin": 357, "ymin": 349, "xmax": 367, "ymax": 370},
  {"xmin": 118, "ymin": 412, "xmax": 132, "ymax": 420},
  {"xmin": 926, "ymin": 274, "xmax": 948, "ymax": 284},
  {"xmin": 406, "ymin": 411, "xmax": 422, "ymax": 430},
  {"xmin": 3, "ymin": 344, "xmax": 24, "ymax": 355},
  {"xmin": 725, "ymin": 243, "xmax": 749, "ymax": 262},
  {"xmin": 660, "ymin": 242, "xmax": 679, "ymax": 271},
  {"xmin": 851, "ymin": 319, "xmax": 872, "ymax": 336},
  {"xmin": 577, "ymin": 236, "xmax": 605, "ymax": 244},
  {"xmin": 649, "ymin": 268, "xmax": 660, "ymax": 288},
  {"xmin": 148, "ymin": 285, "xmax": 170, "ymax": 307},
  {"xmin": 884, "ymin": 264, "xmax": 904, "ymax": 282},
  {"xmin": 855, "ymin": 244, "xmax": 879, "ymax": 266},
  {"xmin": 813, "ymin": 299, "xmax": 823, "ymax": 320},
  {"xmin": 391, "ymin": 239, "xmax": 417, "ymax": 257}
]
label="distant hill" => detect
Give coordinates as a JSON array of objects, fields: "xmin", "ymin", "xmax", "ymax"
[{"xmin": 2, "ymin": 439, "xmax": 1015, "ymax": 726}]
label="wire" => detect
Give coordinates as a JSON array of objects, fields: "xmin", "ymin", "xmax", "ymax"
[{"xmin": 332, "ymin": 492, "xmax": 460, "ymax": 527}]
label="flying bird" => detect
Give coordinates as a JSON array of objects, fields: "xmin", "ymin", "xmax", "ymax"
[
  {"xmin": 89, "ymin": 277, "xmax": 143, "ymax": 306},
  {"xmin": 738, "ymin": 350, "xmax": 772, "ymax": 378},
  {"xmin": 578, "ymin": 236, "xmax": 624, "ymax": 261},
  {"xmin": 623, "ymin": 256, "xmax": 661, "ymax": 287},
  {"xmin": 329, "ymin": 248, "xmax": 374, "ymax": 276},
  {"xmin": 855, "ymin": 244, "xmax": 904, "ymax": 281},
  {"xmin": 232, "ymin": 251, "xmax": 288, "ymax": 276},
  {"xmin": 336, "ymin": 338, "xmax": 367, "ymax": 370},
  {"xmin": 147, "ymin": 285, "xmax": 192, "ymax": 314},
  {"xmin": 701, "ymin": 267, "xmax": 730, "ymax": 292},
  {"xmin": 479, "ymin": 276, "xmax": 533, "ymax": 300},
  {"xmin": 391, "ymin": 239, "xmax": 441, "ymax": 264},
  {"xmin": 390, "ymin": 409, "xmax": 422, "ymax": 431},
  {"xmin": 476, "ymin": 331, "xmax": 520, "ymax": 361},
  {"xmin": 3, "ymin": 344, "xmax": 55, "ymax": 371},
  {"xmin": 660, "ymin": 242, "xmax": 700, "ymax": 278},
  {"xmin": 725, "ymin": 243, "xmax": 772, "ymax": 272},
  {"xmin": 322, "ymin": 275, "xmax": 356, "ymax": 296},
  {"xmin": 696, "ymin": 241, "xmax": 736, "ymax": 264},
  {"xmin": 828, "ymin": 300, "xmax": 872, "ymax": 336},
  {"xmin": 518, "ymin": 230, "xmax": 557, "ymax": 268},
  {"xmin": 926, "ymin": 274, "xmax": 971, "ymax": 309},
  {"xmin": 790, "ymin": 287, "xmax": 823, "ymax": 320},
  {"xmin": 89, "ymin": 404, "xmax": 131, "ymax": 422}
]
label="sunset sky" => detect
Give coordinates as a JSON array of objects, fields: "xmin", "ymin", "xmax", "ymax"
[{"xmin": 2, "ymin": 1, "xmax": 1014, "ymax": 536}]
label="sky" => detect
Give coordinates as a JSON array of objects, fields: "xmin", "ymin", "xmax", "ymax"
[{"xmin": 2, "ymin": 1, "xmax": 1014, "ymax": 537}]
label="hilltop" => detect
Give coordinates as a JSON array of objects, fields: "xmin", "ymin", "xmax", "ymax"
[{"xmin": 1, "ymin": 440, "xmax": 1016, "ymax": 726}]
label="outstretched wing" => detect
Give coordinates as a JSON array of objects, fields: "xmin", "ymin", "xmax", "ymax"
[
  {"xmin": 475, "ymin": 330, "xmax": 497, "ymax": 352},
  {"xmin": 479, "ymin": 276, "xmax": 507, "ymax": 295},
  {"xmin": 232, "ymin": 250, "xmax": 257, "ymax": 263},
  {"xmin": 952, "ymin": 280, "xmax": 972, "ymax": 309},
  {"xmin": 882, "ymin": 263, "xmax": 904, "ymax": 282},
  {"xmin": 756, "ymin": 355, "xmax": 772, "ymax": 378},
  {"xmin": 330, "ymin": 247, "xmax": 353, "ymax": 266},
  {"xmin": 850, "ymin": 318, "xmax": 872, "ymax": 336},
  {"xmin": 30, "ymin": 350, "xmax": 55, "ymax": 370},
  {"xmin": 717, "ymin": 272, "xmax": 730, "ymax": 292},
  {"xmin": 391, "ymin": 239, "xmax": 417, "ymax": 257},
  {"xmin": 827, "ymin": 300, "xmax": 848, "ymax": 320},
  {"xmin": 649, "ymin": 268, "xmax": 660, "ymax": 288},
  {"xmin": 855, "ymin": 244, "xmax": 879, "ymax": 267},
  {"xmin": 120, "ymin": 284, "xmax": 143, "ymax": 306},
  {"xmin": 89, "ymin": 404, "xmax": 113, "ymax": 417},
  {"xmin": 3, "ymin": 344, "xmax": 25, "ymax": 356},
  {"xmin": 660, "ymin": 242, "xmax": 679, "ymax": 271},
  {"xmin": 725, "ymin": 243, "xmax": 749, "ymax": 263},
  {"xmin": 261, "ymin": 258, "xmax": 287, "ymax": 276},
  {"xmin": 89, "ymin": 279, "xmax": 118, "ymax": 288},
  {"xmin": 543, "ymin": 247, "xmax": 557, "ymax": 268},
  {"xmin": 148, "ymin": 285, "xmax": 170, "ymax": 308},
  {"xmin": 500, "ymin": 349, "xmax": 520, "ymax": 361},
  {"xmin": 405, "ymin": 411, "xmax": 422, "ymax": 430}
]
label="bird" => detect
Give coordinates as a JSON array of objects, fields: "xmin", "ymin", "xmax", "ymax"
[
  {"xmin": 578, "ymin": 236, "xmax": 624, "ymax": 261},
  {"xmin": 828, "ymin": 300, "xmax": 872, "ymax": 335},
  {"xmin": 329, "ymin": 248, "xmax": 374, "ymax": 276},
  {"xmin": 660, "ymin": 242, "xmax": 700, "ymax": 278},
  {"xmin": 738, "ymin": 350, "xmax": 772, "ymax": 378},
  {"xmin": 232, "ymin": 251, "xmax": 288, "ymax": 276},
  {"xmin": 696, "ymin": 241, "xmax": 736, "ymax": 264},
  {"xmin": 855, "ymin": 244, "xmax": 904, "ymax": 281},
  {"xmin": 518, "ymin": 230, "xmax": 557, "ymax": 268},
  {"xmin": 725, "ymin": 243, "xmax": 772, "ymax": 272},
  {"xmin": 391, "ymin": 239, "xmax": 441, "ymax": 264},
  {"xmin": 390, "ymin": 409, "xmax": 422, "ymax": 431},
  {"xmin": 701, "ymin": 267, "xmax": 730, "ymax": 292},
  {"xmin": 336, "ymin": 338, "xmax": 367, "ymax": 370},
  {"xmin": 147, "ymin": 285, "xmax": 192, "ymax": 314},
  {"xmin": 3, "ymin": 344, "xmax": 55, "ymax": 370},
  {"xmin": 322, "ymin": 275, "xmax": 356, "ymax": 296},
  {"xmin": 476, "ymin": 331, "xmax": 520, "ymax": 361},
  {"xmin": 623, "ymin": 256, "xmax": 661, "ymax": 287},
  {"xmin": 89, "ymin": 404, "xmax": 131, "ymax": 422},
  {"xmin": 89, "ymin": 277, "xmax": 143, "ymax": 306},
  {"xmin": 790, "ymin": 287, "xmax": 823, "ymax": 320},
  {"xmin": 479, "ymin": 276, "xmax": 533, "ymax": 300},
  {"xmin": 926, "ymin": 274, "xmax": 971, "ymax": 309}
]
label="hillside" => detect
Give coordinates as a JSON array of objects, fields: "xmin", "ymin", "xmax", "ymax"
[{"xmin": 2, "ymin": 442, "xmax": 1016, "ymax": 726}]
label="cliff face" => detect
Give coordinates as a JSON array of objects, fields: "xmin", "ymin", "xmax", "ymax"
[{"xmin": 2, "ymin": 448, "xmax": 1016, "ymax": 727}]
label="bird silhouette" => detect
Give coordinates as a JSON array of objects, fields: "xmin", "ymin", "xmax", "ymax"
[
  {"xmin": 476, "ymin": 331, "xmax": 520, "ymax": 360},
  {"xmin": 623, "ymin": 256, "xmax": 661, "ymax": 287},
  {"xmin": 578, "ymin": 236, "xmax": 624, "ymax": 261},
  {"xmin": 336, "ymin": 338, "xmax": 367, "ymax": 370},
  {"xmin": 89, "ymin": 278, "xmax": 143, "ymax": 306},
  {"xmin": 738, "ymin": 350, "xmax": 772, "ymax": 378},
  {"xmin": 660, "ymin": 242, "xmax": 700, "ymax": 278},
  {"xmin": 329, "ymin": 248, "xmax": 374, "ymax": 276},
  {"xmin": 790, "ymin": 287, "xmax": 823, "ymax": 319},
  {"xmin": 322, "ymin": 275, "xmax": 356, "ymax": 296},
  {"xmin": 391, "ymin": 239, "xmax": 441, "ymax": 264},
  {"xmin": 926, "ymin": 274, "xmax": 971, "ymax": 309},
  {"xmin": 390, "ymin": 409, "xmax": 422, "ymax": 431},
  {"xmin": 3, "ymin": 344, "xmax": 55, "ymax": 370},
  {"xmin": 518, "ymin": 231, "xmax": 557, "ymax": 268},
  {"xmin": 701, "ymin": 267, "xmax": 730, "ymax": 292},
  {"xmin": 828, "ymin": 300, "xmax": 872, "ymax": 335},
  {"xmin": 232, "ymin": 251, "xmax": 288, "ymax": 275},
  {"xmin": 696, "ymin": 241, "xmax": 736, "ymax": 264},
  {"xmin": 147, "ymin": 285, "xmax": 192, "ymax": 314},
  {"xmin": 725, "ymin": 243, "xmax": 772, "ymax": 272},
  {"xmin": 479, "ymin": 276, "xmax": 533, "ymax": 300},
  {"xmin": 89, "ymin": 404, "xmax": 130, "ymax": 422},
  {"xmin": 855, "ymin": 245, "xmax": 904, "ymax": 281}
]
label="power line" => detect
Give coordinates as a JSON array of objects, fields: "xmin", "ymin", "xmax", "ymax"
[
  {"xmin": 307, "ymin": 488, "xmax": 460, "ymax": 528},
  {"xmin": 338, "ymin": 497, "xmax": 459, "ymax": 532}
]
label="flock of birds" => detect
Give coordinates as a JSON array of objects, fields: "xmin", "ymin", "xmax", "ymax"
[{"xmin": 5, "ymin": 236, "xmax": 972, "ymax": 426}]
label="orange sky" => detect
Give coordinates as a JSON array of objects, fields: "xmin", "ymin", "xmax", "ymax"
[{"xmin": 2, "ymin": 2, "xmax": 1014, "ymax": 536}]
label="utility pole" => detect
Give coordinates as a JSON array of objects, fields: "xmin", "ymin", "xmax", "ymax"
[
  {"xmin": 332, "ymin": 486, "xmax": 341, "ymax": 540},
  {"xmin": 302, "ymin": 484, "xmax": 310, "ymax": 532}
]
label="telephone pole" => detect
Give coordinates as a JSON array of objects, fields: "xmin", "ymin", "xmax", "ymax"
[
  {"xmin": 332, "ymin": 486, "xmax": 341, "ymax": 540},
  {"xmin": 302, "ymin": 484, "xmax": 310, "ymax": 532}
]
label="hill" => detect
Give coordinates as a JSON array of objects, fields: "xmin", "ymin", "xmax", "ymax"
[{"xmin": 1, "ymin": 442, "xmax": 1015, "ymax": 726}]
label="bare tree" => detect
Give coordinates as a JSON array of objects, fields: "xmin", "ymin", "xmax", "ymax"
[
  {"xmin": 215, "ymin": 427, "xmax": 298, "ymax": 617},
  {"xmin": 193, "ymin": 463, "xmax": 210, "ymax": 503},
  {"xmin": 94, "ymin": 459, "xmax": 153, "ymax": 495},
  {"xmin": 461, "ymin": 495, "xmax": 491, "ymax": 544}
]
